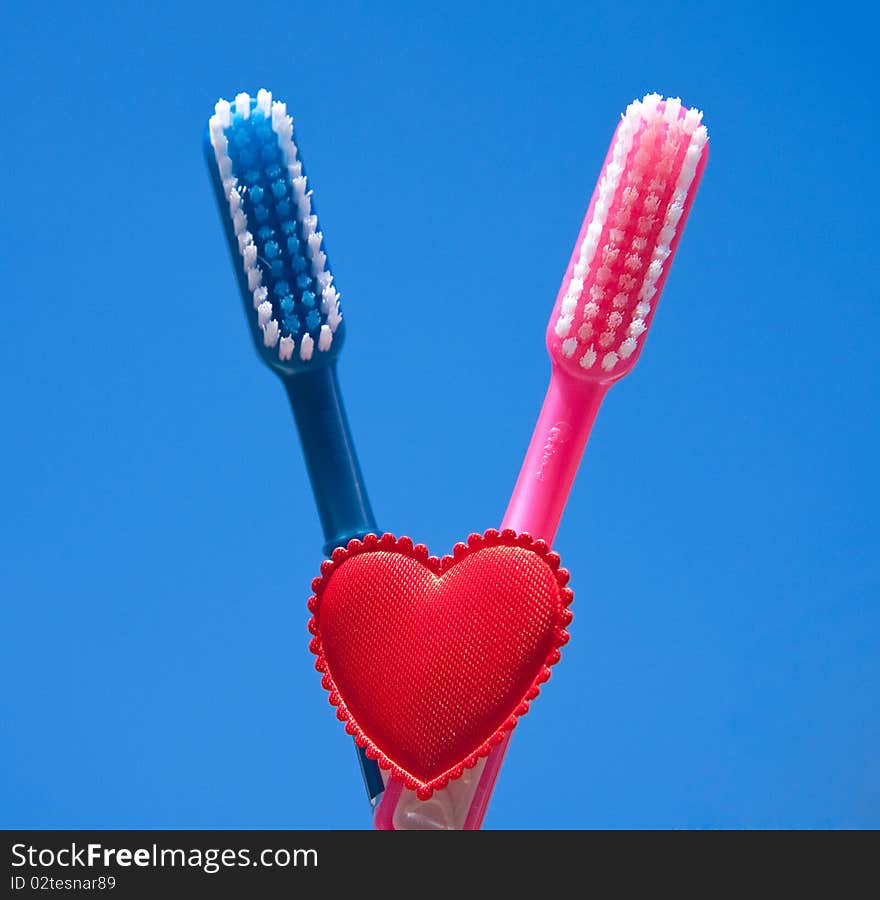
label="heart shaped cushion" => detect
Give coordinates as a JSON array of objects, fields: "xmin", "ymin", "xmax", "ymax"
[{"xmin": 308, "ymin": 529, "xmax": 573, "ymax": 798}]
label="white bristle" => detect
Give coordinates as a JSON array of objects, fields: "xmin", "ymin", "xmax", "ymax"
[
  {"xmin": 554, "ymin": 316, "xmax": 573, "ymax": 338},
  {"xmin": 256, "ymin": 88, "xmax": 272, "ymax": 117},
  {"xmin": 214, "ymin": 99, "xmax": 231, "ymax": 129},
  {"xmin": 678, "ymin": 165, "xmax": 698, "ymax": 194},
  {"xmin": 262, "ymin": 319, "xmax": 280, "ymax": 347},
  {"xmin": 296, "ymin": 192, "xmax": 312, "ymax": 219},
  {"xmin": 652, "ymin": 245, "xmax": 671, "ymax": 264},
  {"xmin": 682, "ymin": 107, "xmax": 702, "ymax": 134},
  {"xmin": 628, "ymin": 319, "xmax": 647, "ymax": 338},
  {"xmin": 613, "ymin": 206, "xmax": 632, "ymax": 228},
  {"xmin": 247, "ymin": 268, "xmax": 261, "ymax": 292},
  {"xmin": 601, "ymin": 351, "xmax": 619, "ymax": 371},
  {"xmin": 278, "ymin": 336, "xmax": 295, "ymax": 361},
  {"xmin": 664, "ymin": 203, "xmax": 684, "ymax": 227},
  {"xmin": 658, "ymin": 224, "xmax": 676, "ymax": 245},
  {"xmin": 291, "ymin": 175, "xmax": 308, "ymax": 200},
  {"xmin": 618, "ymin": 337, "xmax": 637, "ymax": 359},
  {"xmin": 577, "ymin": 234, "xmax": 602, "ymax": 266},
  {"xmin": 579, "ymin": 346, "xmax": 597, "ymax": 369},
  {"xmin": 301, "ymin": 215, "xmax": 317, "ymax": 238},
  {"xmin": 252, "ymin": 286, "xmax": 268, "ymax": 310},
  {"xmin": 278, "ymin": 134, "xmax": 296, "ymax": 161},
  {"xmin": 583, "ymin": 230, "xmax": 602, "ymax": 261},
  {"xmin": 243, "ymin": 243, "xmax": 257, "ymax": 270},
  {"xmin": 271, "ymin": 100, "xmax": 287, "ymax": 128},
  {"xmin": 322, "ymin": 285, "xmax": 343, "ymax": 332},
  {"xmin": 232, "ymin": 209, "xmax": 246, "ymax": 236},
  {"xmin": 307, "ymin": 232, "xmax": 326, "ymax": 272},
  {"xmin": 664, "ymin": 97, "xmax": 682, "ymax": 123},
  {"xmin": 237, "ymin": 230, "xmax": 253, "ymax": 253},
  {"xmin": 641, "ymin": 93, "xmax": 662, "ymax": 119},
  {"xmin": 299, "ymin": 333, "xmax": 315, "ymax": 361},
  {"xmin": 257, "ymin": 301, "xmax": 273, "ymax": 327},
  {"xmin": 602, "ymin": 246, "xmax": 620, "ymax": 266},
  {"xmin": 209, "ymin": 115, "xmax": 225, "ymax": 141},
  {"xmin": 217, "ymin": 156, "xmax": 232, "ymax": 179},
  {"xmin": 212, "ymin": 142, "xmax": 228, "ymax": 168},
  {"xmin": 561, "ymin": 338, "xmax": 577, "ymax": 357},
  {"xmin": 685, "ymin": 141, "xmax": 703, "ymax": 164},
  {"xmin": 234, "ymin": 92, "xmax": 251, "ymax": 119},
  {"xmin": 316, "ymin": 270, "xmax": 334, "ymax": 290},
  {"xmin": 275, "ymin": 115, "xmax": 294, "ymax": 141},
  {"xmin": 321, "ymin": 285, "xmax": 338, "ymax": 315},
  {"xmin": 211, "ymin": 133, "xmax": 229, "ymax": 160},
  {"xmin": 318, "ymin": 325, "xmax": 332, "ymax": 352},
  {"xmin": 643, "ymin": 194, "xmax": 661, "ymax": 215}
]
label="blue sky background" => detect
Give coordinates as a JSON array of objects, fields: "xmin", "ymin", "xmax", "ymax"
[{"xmin": 2, "ymin": 1, "xmax": 877, "ymax": 828}]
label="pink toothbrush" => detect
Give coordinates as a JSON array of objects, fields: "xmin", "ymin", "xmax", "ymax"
[{"xmin": 375, "ymin": 93, "xmax": 709, "ymax": 829}]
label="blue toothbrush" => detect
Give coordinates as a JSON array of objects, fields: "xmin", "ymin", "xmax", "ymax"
[{"xmin": 204, "ymin": 89, "xmax": 384, "ymax": 806}]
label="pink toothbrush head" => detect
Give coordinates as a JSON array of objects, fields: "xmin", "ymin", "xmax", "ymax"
[{"xmin": 549, "ymin": 93, "xmax": 708, "ymax": 382}]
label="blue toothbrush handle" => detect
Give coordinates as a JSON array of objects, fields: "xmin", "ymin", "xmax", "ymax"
[
  {"xmin": 283, "ymin": 363, "xmax": 377, "ymax": 555},
  {"xmin": 282, "ymin": 362, "xmax": 384, "ymax": 801}
]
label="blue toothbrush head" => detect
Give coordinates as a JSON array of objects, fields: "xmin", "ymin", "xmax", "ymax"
[{"xmin": 205, "ymin": 90, "xmax": 344, "ymax": 375}]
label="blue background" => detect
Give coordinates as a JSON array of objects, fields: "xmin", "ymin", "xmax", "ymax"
[{"xmin": 2, "ymin": 0, "xmax": 877, "ymax": 828}]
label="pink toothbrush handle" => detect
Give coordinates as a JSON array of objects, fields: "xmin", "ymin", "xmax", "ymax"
[
  {"xmin": 502, "ymin": 372, "xmax": 608, "ymax": 541},
  {"xmin": 374, "ymin": 372, "xmax": 608, "ymax": 829}
]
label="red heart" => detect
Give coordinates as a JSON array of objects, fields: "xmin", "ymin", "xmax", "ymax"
[{"xmin": 308, "ymin": 529, "xmax": 573, "ymax": 798}]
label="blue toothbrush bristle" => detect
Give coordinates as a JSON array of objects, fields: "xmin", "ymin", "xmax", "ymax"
[{"xmin": 208, "ymin": 90, "xmax": 342, "ymax": 365}]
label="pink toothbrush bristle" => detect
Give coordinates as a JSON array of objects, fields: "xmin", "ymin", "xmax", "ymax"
[{"xmin": 550, "ymin": 94, "xmax": 708, "ymax": 380}]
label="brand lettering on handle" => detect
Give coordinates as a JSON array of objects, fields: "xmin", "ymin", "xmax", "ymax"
[{"xmin": 536, "ymin": 422, "xmax": 572, "ymax": 482}]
